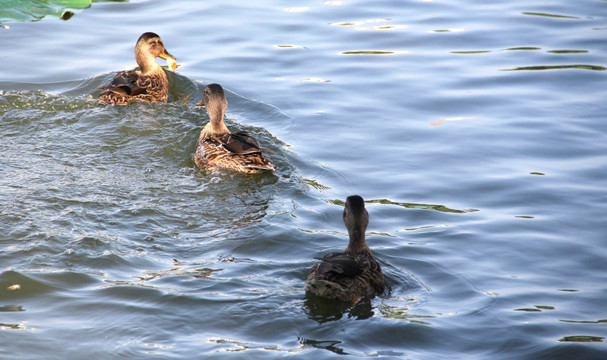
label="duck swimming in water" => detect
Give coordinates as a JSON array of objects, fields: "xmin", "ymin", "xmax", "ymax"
[
  {"xmin": 306, "ymin": 195, "xmax": 385, "ymax": 302},
  {"xmin": 98, "ymin": 32, "xmax": 177, "ymax": 105},
  {"xmin": 194, "ymin": 83, "xmax": 275, "ymax": 173}
]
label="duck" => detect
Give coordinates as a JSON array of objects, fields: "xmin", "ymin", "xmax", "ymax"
[
  {"xmin": 98, "ymin": 32, "xmax": 177, "ymax": 105},
  {"xmin": 194, "ymin": 83, "xmax": 276, "ymax": 173},
  {"xmin": 305, "ymin": 195, "xmax": 385, "ymax": 302}
]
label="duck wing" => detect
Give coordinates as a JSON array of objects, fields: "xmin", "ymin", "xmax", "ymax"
[
  {"xmin": 306, "ymin": 251, "xmax": 384, "ymax": 301},
  {"xmin": 98, "ymin": 71, "xmax": 148, "ymax": 105},
  {"xmin": 231, "ymin": 131, "xmax": 276, "ymax": 155},
  {"xmin": 315, "ymin": 252, "xmax": 363, "ymax": 278},
  {"xmin": 197, "ymin": 132, "xmax": 276, "ymax": 173},
  {"xmin": 98, "ymin": 70, "xmax": 170, "ymax": 105},
  {"xmin": 100, "ymin": 70, "xmax": 147, "ymax": 96},
  {"xmin": 210, "ymin": 131, "xmax": 263, "ymax": 155}
]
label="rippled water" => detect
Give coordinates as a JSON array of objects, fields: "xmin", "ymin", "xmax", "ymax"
[{"xmin": 1, "ymin": 0, "xmax": 606, "ymax": 359}]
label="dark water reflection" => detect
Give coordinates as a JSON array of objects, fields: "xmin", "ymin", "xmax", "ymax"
[{"xmin": 304, "ymin": 294, "xmax": 375, "ymax": 323}]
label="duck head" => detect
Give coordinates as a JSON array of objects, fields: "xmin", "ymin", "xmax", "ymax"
[
  {"xmin": 343, "ymin": 195, "xmax": 370, "ymax": 253},
  {"xmin": 197, "ymin": 83, "xmax": 229, "ymax": 133},
  {"xmin": 135, "ymin": 32, "xmax": 177, "ymax": 73}
]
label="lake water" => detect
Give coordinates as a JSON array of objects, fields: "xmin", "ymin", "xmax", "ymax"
[{"xmin": 1, "ymin": 0, "xmax": 606, "ymax": 359}]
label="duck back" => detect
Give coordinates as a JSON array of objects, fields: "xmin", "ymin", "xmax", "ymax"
[{"xmin": 305, "ymin": 251, "xmax": 384, "ymax": 302}]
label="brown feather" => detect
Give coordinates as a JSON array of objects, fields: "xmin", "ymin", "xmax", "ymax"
[
  {"xmin": 306, "ymin": 195, "xmax": 385, "ymax": 301},
  {"xmin": 98, "ymin": 32, "xmax": 175, "ymax": 105},
  {"xmin": 98, "ymin": 69, "xmax": 169, "ymax": 105},
  {"xmin": 194, "ymin": 84, "xmax": 275, "ymax": 174}
]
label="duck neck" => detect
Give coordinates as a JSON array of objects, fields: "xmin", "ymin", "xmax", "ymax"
[
  {"xmin": 201, "ymin": 109, "xmax": 230, "ymax": 138},
  {"xmin": 345, "ymin": 224, "xmax": 370, "ymax": 254},
  {"xmin": 136, "ymin": 51, "xmax": 162, "ymax": 75}
]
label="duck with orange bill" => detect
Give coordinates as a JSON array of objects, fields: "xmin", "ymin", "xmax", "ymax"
[{"xmin": 98, "ymin": 32, "xmax": 177, "ymax": 105}]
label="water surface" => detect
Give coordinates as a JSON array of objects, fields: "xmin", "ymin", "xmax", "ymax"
[{"xmin": 1, "ymin": 0, "xmax": 606, "ymax": 359}]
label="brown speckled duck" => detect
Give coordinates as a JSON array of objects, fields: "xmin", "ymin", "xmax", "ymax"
[
  {"xmin": 98, "ymin": 32, "xmax": 177, "ymax": 105},
  {"xmin": 194, "ymin": 83, "xmax": 276, "ymax": 173},
  {"xmin": 306, "ymin": 195, "xmax": 385, "ymax": 302}
]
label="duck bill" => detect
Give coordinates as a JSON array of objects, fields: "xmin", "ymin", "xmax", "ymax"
[
  {"xmin": 196, "ymin": 99, "xmax": 204, "ymax": 106},
  {"xmin": 159, "ymin": 50, "xmax": 177, "ymax": 70}
]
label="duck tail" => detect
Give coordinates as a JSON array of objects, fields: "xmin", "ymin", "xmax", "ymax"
[
  {"xmin": 243, "ymin": 162, "xmax": 276, "ymax": 172},
  {"xmin": 305, "ymin": 279, "xmax": 347, "ymax": 300},
  {"xmin": 258, "ymin": 147, "xmax": 276, "ymax": 155}
]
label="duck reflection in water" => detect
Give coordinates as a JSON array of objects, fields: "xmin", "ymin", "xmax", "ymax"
[
  {"xmin": 304, "ymin": 293, "xmax": 375, "ymax": 323},
  {"xmin": 197, "ymin": 172, "xmax": 277, "ymax": 231}
]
